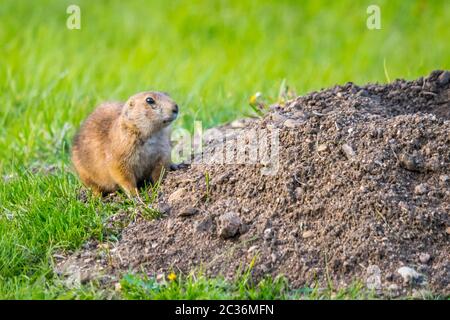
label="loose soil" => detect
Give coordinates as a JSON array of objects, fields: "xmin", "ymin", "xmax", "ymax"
[{"xmin": 58, "ymin": 70, "xmax": 450, "ymax": 297}]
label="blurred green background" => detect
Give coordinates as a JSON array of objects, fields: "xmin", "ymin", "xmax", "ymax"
[
  {"xmin": 1, "ymin": 0, "xmax": 449, "ymax": 170},
  {"xmin": 0, "ymin": 0, "xmax": 448, "ymax": 298}
]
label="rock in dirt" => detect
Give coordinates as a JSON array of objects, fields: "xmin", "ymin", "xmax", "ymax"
[
  {"xmin": 317, "ymin": 144, "xmax": 328, "ymax": 152},
  {"xmin": 168, "ymin": 188, "xmax": 187, "ymax": 205},
  {"xmin": 230, "ymin": 118, "xmax": 255, "ymax": 128},
  {"xmin": 399, "ymin": 153, "xmax": 425, "ymax": 172},
  {"xmin": 218, "ymin": 212, "xmax": 243, "ymax": 239},
  {"xmin": 302, "ymin": 230, "xmax": 314, "ymax": 239},
  {"xmin": 440, "ymin": 174, "xmax": 449, "ymax": 182},
  {"xmin": 414, "ymin": 183, "xmax": 428, "ymax": 195},
  {"xmin": 366, "ymin": 265, "xmax": 382, "ymax": 290},
  {"xmin": 438, "ymin": 71, "xmax": 450, "ymax": 85},
  {"xmin": 270, "ymin": 253, "xmax": 277, "ymax": 263},
  {"xmin": 271, "ymin": 112, "xmax": 287, "ymax": 124},
  {"xmin": 341, "ymin": 143, "xmax": 356, "ymax": 160},
  {"xmin": 397, "ymin": 267, "xmax": 424, "ymax": 284},
  {"xmin": 283, "ymin": 119, "xmax": 303, "ymax": 128},
  {"xmin": 179, "ymin": 207, "xmax": 199, "ymax": 217},
  {"xmin": 263, "ymin": 228, "xmax": 275, "ymax": 241},
  {"xmin": 419, "ymin": 253, "xmax": 431, "ymax": 264},
  {"xmin": 194, "ymin": 216, "xmax": 214, "ymax": 233},
  {"xmin": 157, "ymin": 203, "xmax": 171, "ymax": 215}
]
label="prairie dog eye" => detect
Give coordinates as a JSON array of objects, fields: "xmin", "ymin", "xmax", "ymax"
[{"xmin": 146, "ymin": 97, "xmax": 156, "ymax": 105}]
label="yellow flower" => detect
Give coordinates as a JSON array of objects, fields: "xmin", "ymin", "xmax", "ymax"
[
  {"xmin": 167, "ymin": 272, "xmax": 177, "ymax": 281},
  {"xmin": 249, "ymin": 92, "xmax": 262, "ymax": 105}
]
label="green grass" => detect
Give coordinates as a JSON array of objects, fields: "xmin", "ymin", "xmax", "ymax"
[
  {"xmin": 119, "ymin": 272, "xmax": 370, "ymax": 300},
  {"xmin": 0, "ymin": 0, "xmax": 449, "ymax": 299}
]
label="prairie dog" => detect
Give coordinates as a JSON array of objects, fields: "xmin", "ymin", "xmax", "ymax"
[{"xmin": 71, "ymin": 91, "xmax": 179, "ymax": 196}]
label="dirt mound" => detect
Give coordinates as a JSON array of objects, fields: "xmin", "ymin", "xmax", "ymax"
[{"xmin": 58, "ymin": 70, "xmax": 450, "ymax": 297}]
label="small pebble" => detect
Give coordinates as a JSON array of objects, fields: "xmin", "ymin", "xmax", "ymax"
[
  {"xmin": 342, "ymin": 143, "xmax": 356, "ymax": 160},
  {"xmin": 419, "ymin": 253, "xmax": 431, "ymax": 264},
  {"xmin": 178, "ymin": 207, "xmax": 199, "ymax": 217},
  {"xmin": 366, "ymin": 265, "xmax": 382, "ymax": 290},
  {"xmin": 397, "ymin": 266, "xmax": 423, "ymax": 284},
  {"xmin": 414, "ymin": 183, "xmax": 428, "ymax": 195},
  {"xmin": 271, "ymin": 253, "xmax": 277, "ymax": 263},
  {"xmin": 399, "ymin": 153, "xmax": 423, "ymax": 172},
  {"xmin": 263, "ymin": 228, "xmax": 274, "ymax": 241},
  {"xmin": 317, "ymin": 144, "xmax": 328, "ymax": 152},
  {"xmin": 302, "ymin": 230, "xmax": 314, "ymax": 239}
]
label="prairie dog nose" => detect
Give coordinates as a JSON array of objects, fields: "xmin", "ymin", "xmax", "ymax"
[{"xmin": 172, "ymin": 104, "xmax": 179, "ymax": 114}]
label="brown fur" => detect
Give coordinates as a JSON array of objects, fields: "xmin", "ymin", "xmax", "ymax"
[{"xmin": 71, "ymin": 91, "xmax": 179, "ymax": 196}]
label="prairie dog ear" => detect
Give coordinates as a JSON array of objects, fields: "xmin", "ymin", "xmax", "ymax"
[{"xmin": 128, "ymin": 99, "xmax": 135, "ymax": 107}]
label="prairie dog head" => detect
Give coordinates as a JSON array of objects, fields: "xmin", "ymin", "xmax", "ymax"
[{"xmin": 122, "ymin": 91, "xmax": 179, "ymax": 137}]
